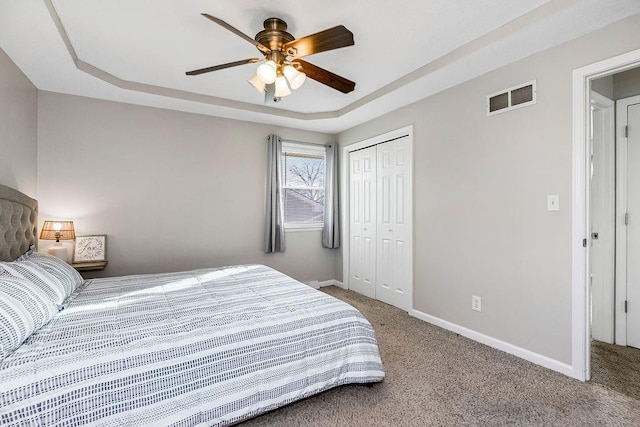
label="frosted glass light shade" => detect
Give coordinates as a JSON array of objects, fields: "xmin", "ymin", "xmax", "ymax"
[
  {"xmin": 257, "ymin": 60, "xmax": 277, "ymax": 84},
  {"xmin": 248, "ymin": 74, "xmax": 266, "ymax": 93},
  {"xmin": 283, "ymin": 65, "xmax": 306, "ymax": 90},
  {"xmin": 274, "ymin": 75, "xmax": 291, "ymax": 97}
]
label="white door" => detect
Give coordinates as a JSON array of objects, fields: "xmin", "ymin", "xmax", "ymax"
[
  {"xmin": 349, "ymin": 149, "xmax": 364, "ymax": 295},
  {"xmin": 589, "ymin": 92, "xmax": 615, "ymax": 344},
  {"xmin": 349, "ymin": 146, "xmax": 377, "ymax": 298},
  {"xmin": 626, "ymin": 99, "xmax": 640, "ymax": 348},
  {"xmin": 376, "ymin": 137, "xmax": 412, "ymax": 311}
]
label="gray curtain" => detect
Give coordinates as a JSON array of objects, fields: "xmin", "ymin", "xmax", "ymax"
[
  {"xmin": 264, "ymin": 134, "xmax": 285, "ymax": 253},
  {"xmin": 322, "ymin": 143, "xmax": 340, "ymax": 249}
]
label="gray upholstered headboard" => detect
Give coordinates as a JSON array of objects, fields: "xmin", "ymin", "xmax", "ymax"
[{"xmin": 0, "ymin": 184, "xmax": 38, "ymax": 262}]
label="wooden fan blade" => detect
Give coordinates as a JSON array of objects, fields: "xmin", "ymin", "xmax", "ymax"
[
  {"xmin": 284, "ymin": 25, "xmax": 354, "ymax": 58},
  {"xmin": 201, "ymin": 13, "xmax": 271, "ymax": 54},
  {"xmin": 186, "ymin": 58, "xmax": 261, "ymax": 76},
  {"xmin": 294, "ymin": 59, "xmax": 355, "ymax": 94}
]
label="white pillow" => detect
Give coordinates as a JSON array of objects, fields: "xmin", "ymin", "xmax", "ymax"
[
  {"xmin": 0, "ymin": 276, "xmax": 58, "ymax": 360},
  {"xmin": 0, "ymin": 260, "xmax": 67, "ymax": 305},
  {"xmin": 26, "ymin": 253, "xmax": 84, "ymax": 295}
]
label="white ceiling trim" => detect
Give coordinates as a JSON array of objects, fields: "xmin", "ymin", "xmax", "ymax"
[
  {"xmin": 44, "ymin": 0, "xmax": 334, "ymax": 121},
  {"xmin": 42, "ymin": 0, "xmax": 576, "ymax": 125}
]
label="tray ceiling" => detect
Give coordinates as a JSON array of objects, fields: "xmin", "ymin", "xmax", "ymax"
[{"xmin": 1, "ymin": 0, "xmax": 639, "ymax": 133}]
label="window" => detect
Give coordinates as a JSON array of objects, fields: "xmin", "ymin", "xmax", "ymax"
[{"xmin": 281, "ymin": 142, "xmax": 325, "ymax": 229}]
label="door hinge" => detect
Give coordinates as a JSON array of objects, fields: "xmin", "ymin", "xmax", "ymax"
[
  {"xmin": 625, "ymin": 300, "xmax": 628, "ymax": 313},
  {"xmin": 625, "ymin": 125, "xmax": 629, "ymax": 138},
  {"xmin": 583, "ymin": 238, "xmax": 587, "ymax": 248},
  {"xmin": 625, "ymin": 212, "xmax": 629, "ymax": 226}
]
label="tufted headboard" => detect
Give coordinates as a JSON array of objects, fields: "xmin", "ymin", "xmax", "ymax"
[{"xmin": 0, "ymin": 184, "xmax": 38, "ymax": 262}]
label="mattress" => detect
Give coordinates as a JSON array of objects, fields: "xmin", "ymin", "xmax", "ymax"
[{"xmin": 0, "ymin": 264, "xmax": 384, "ymax": 426}]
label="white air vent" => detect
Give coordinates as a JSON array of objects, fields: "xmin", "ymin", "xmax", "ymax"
[{"xmin": 487, "ymin": 80, "xmax": 536, "ymax": 116}]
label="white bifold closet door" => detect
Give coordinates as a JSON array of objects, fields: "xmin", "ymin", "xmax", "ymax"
[
  {"xmin": 376, "ymin": 137, "xmax": 411, "ymax": 310},
  {"xmin": 349, "ymin": 136, "xmax": 412, "ymax": 311},
  {"xmin": 349, "ymin": 146, "xmax": 377, "ymax": 299}
]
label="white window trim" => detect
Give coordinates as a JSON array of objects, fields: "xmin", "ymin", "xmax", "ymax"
[{"xmin": 281, "ymin": 141, "xmax": 326, "ymax": 231}]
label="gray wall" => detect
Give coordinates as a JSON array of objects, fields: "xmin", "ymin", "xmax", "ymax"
[
  {"xmin": 338, "ymin": 14, "xmax": 640, "ymax": 364},
  {"xmin": 591, "ymin": 75, "xmax": 613, "ymax": 99},
  {"xmin": 592, "ymin": 67, "xmax": 640, "ymax": 101},
  {"xmin": 0, "ymin": 48, "xmax": 37, "ymax": 196},
  {"xmin": 613, "ymin": 67, "xmax": 640, "ymax": 100},
  {"xmin": 37, "ymin": 92, "xmax": 337, "ymax": 282}
]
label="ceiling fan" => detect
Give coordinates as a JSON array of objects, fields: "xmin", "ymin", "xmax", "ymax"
[{"xmin": 186, "ymin": 14, "xmax": 355, "ymax": 101}]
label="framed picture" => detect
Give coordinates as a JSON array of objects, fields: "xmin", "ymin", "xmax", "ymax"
[{"xmin": 73, "ymin": 235, "xmax": 107, "ymax": 263}]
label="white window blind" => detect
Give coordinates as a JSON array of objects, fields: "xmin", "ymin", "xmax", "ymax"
[{"xmin": 281, "ymin": 142, "xmax": 326, "ymax": 229}]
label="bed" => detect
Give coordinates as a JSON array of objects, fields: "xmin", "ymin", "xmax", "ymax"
[{"xmin": 0, "ymin": 184, "xmax": 384, "ymax": 426}]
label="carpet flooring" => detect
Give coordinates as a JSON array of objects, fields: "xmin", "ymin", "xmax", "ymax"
[
  {"xmin": 241, "ymin": 286, "xmax": 640, "ymax": 426},
  {"xmin": 591, "ymin": 340, "xmax": 640, "ymax": 401}
]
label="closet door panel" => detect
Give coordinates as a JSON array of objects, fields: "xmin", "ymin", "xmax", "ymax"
[
  {"xmin": 376, "ymin": 142, "xmax": 396, "ymax": 306},
  {"xmin": 361, "ymin": 146, "xmax": 377, "ymax": 298},
  {"xmin": 394, "ymin": 137, "xmax": 412, "ymax": 310},
  {"xmin": 349, "ymin": 150, "xmax": 364, "ymax": 295},
  {"xmin": 376, "ymin": 137, "xmax": 412, "ymax": 310},
  {"xmin": 349, "ymin": 134, "xmax": 412, "ymax": 311},
  {"xmin": 349, "ymin": 146, "xmax": 377, "ymax": 299}
]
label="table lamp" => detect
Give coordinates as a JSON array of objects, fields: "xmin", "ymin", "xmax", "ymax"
[{"xmin": 39, "ymin": 220, "xmax": 76, "ymax": 263}]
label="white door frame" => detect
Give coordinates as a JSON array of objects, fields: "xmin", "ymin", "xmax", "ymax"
[
  {"xmin": 572, "ymin": 48, "xmax": 640, "ymax": 381},
  {"xmin": 341, "ymin": 125, "xmax": 414, "ymax": 311},
  {"xmin": 589, "ymin": 90, "xmax": 615, "ymax": 344},
  {"xmin": 615, "ymin": 94, "xmax": 640, "ymax": 345}
]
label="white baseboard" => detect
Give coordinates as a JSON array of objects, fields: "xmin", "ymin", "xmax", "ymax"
[
  {"xmin": 410, "ymin": 309, "xmax": 575, "ymax": 378},
  {"xmin": 305, "ymin": 280, "xmax": 320, "ymax": 289},
  {"xmin": 306, "ymin": 279, "xmax": 345, "ymax": 289},
  {"xmin": 319, "ymin": 279, "xmax": 345, "ymax": 289}
]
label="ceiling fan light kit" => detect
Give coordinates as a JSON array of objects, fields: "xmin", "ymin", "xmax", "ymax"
[
  {"xmin": 275, "ymin": 75, "xmax": 292, "ymax": 97},
  {"xmin": 257, "ymin": 60, "xmax": 277, "ymax": 84},
  {"xmin": 283, "ymin": 64, "xmax": 306, "ymax": 90},
  {"xmin": 186, "ymin": 14, "xmax": 356, "ymax": 101},
  {"xmin": 248, "ymin": 74, "xmax": 266, "ymax": 93}
]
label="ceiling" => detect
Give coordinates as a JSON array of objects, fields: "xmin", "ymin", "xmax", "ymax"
[{"xmin": 1, "ymin": 0, "xmax": 640, "ymax": 133}]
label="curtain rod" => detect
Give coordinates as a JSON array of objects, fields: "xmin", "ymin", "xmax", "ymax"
[{"xmin": 281, "ymin": 138, "xmax": 335, "ymax": 148}]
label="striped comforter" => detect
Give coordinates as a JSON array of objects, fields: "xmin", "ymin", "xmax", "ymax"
[{"xmin": 0, "ymin": 264, "xmax": 384, "ymax": 426}]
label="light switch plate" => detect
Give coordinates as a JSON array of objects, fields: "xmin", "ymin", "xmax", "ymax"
[{"xmin": 547, "ymin": 195, "xmax": 559, "ymax": 211}]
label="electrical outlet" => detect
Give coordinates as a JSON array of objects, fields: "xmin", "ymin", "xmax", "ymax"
[{"xmin": 472, "ymin": 296, "xmax": 482, "ymax": 312}]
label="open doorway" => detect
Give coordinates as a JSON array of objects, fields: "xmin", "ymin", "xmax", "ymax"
[
  {"xmin": 572, "ymin": 47, "xmax": 640, "ymax": 383},
  {"xmin": 588, "ymin": 68, "xmax": 640, "ymax": 399}
]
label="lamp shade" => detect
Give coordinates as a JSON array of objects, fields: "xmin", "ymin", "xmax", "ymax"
[
  {"xmin": 248, "ymin": 74, "xmax": 266, "ymax": 93},
  {"xmin": 257, "ymin": 60, "xmax": 277, "ymax": 84},
  {"xmin": 283, "ymin": 65, "xmax": 306, "ymax": 90},
  {"xmin": 40, "ymin": 221, "xmax": 76, "ymax": 242},
  {"xmin": 275, "ymin": 75, "xmax": 291, "ymax": 97}
]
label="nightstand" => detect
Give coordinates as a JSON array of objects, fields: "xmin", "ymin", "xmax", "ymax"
[{"xmin": 71, "ymin": 261, "xmax": 108, "ymax": 271}]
